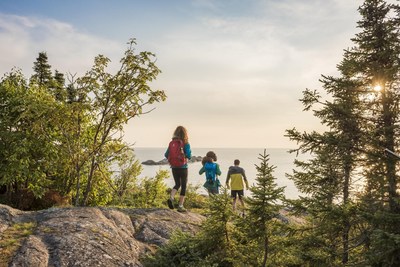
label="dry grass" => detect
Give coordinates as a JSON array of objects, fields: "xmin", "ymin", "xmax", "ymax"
[{"xmin": 0, "ymin": 222, "xmax": 35, "ymax": 266}]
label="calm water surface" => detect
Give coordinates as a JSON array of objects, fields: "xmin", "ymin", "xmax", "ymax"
[{"xmin": 133, "ymin": 147, "xmax": 310, "ymax": 199}]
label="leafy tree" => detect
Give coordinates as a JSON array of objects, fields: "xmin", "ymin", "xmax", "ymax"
[
  {"xmin": 112, "ymin": 147, "xmax": 142, "ymax": 200},
  {"xmin": 126, "ymin": 170, "xmax": 169, "ymax": 208},
  {"xmin": 0, "ymin": 38, "xmax": 166, "ymax": 208},
  {"xmin": 0, "ymin": 69, "xmax": 64, "ymax": 203},
  {"xmin": 75, "ymin": 38, "xmax": 166, "ymax": 206}
]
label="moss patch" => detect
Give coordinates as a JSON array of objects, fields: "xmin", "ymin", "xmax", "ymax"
[{"xmin": 0, "ymin": 222, "xmax": 36, "ymax": 266}]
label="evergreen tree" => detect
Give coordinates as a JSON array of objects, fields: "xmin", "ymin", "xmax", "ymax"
[
  {"xmin": 286, "ymin": 0, "xmax": 400, "ymax": 265},
  {"xmin": 244, "ymin": 149, "xmax": 285, "ymax": 267},
  {"xmin": 53, "ymin": 70, "xmax": 66, "ymax": 102},
  {"xmin": 196, "ymin": 189, "xmax": 236, "ymax": 266},
  {"xmin": 31, "ymin": 52, "xmax": 53, "ymax": 87},
  {"xmin": 347, "ymin": 0, "xmax": 400, "ymax": 264},
  {"xmin": 144, "ymin": 188, "xmax": 236, "ymax": 267},
  {"xmin": 286, "ymin": 77, "xmax": 365, "ymax": 264}
]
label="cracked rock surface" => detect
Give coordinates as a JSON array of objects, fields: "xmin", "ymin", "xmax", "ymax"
[{"xmin": 0, "ymin": 204, "xmax": 204, "ymax": 267}]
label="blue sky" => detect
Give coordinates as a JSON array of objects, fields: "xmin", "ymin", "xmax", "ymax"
[{"xmin": 0, "ymin": 0, "xmax": 373, "ymax": 148}]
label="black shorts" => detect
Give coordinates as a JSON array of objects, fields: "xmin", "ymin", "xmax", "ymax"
[{"xmin": 231, "ymin": 190, "xmax": 244, "ymax": 199}]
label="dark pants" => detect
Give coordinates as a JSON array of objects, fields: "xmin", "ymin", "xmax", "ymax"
[
  {"xmin": 231, "ymin": 190, "xmax": 244, "ymax": 199},
  {"xmin": 172, "ymin": 168, "xmax": 188, "ymax": 196}
]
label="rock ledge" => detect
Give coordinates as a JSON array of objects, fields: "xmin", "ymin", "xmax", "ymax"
[{"xmin": 0, "ymin": 204, "xmax": 205, "ymax": 267}]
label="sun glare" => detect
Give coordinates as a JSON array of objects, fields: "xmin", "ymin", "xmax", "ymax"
[{"xmin": 373, "ymin": 85, "xmax": 382, "ymax": 92}]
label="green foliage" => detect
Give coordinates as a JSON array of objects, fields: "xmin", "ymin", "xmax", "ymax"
[
  {"xmin": 182, "ymin": 183, "xmax": 208, "ymax": 210},
  {"xmin": 31, "ymin": 52, "xmax": 52, "ymax": 87},
  {"xmin": 367, "ymin": 229, "xmax": 400, "ymax": 266},
  {"xmin": 73, "ymin": 39, "xmax": 166, "ymax": 206},
  {"xmin": 143, "ymin": 231, "xmax": 216, "ymax": 267},
  {"xmin": 285, "ymin": 0, "xmax": 400, "ymax": 265},
  {"xmin": 0, "ymin": 69, "xmax": 63, "ymax": 199},
  {"xmin": 196, "ymin": 188, "xmax": 236, "ymax": 266},
  {"xmin": 145, "ymin": 151, "xmax": 294, "ymax": 267},
  {"xmin": 135, "ymin": 170, "xmax": 169, "ymax": 208},
  {"xmin": 145, "ymin": 188, "xmax": 238, "ymax": 267},
  {"xmin": 113, "ymin": 148, "xmax": 143, "ymax": 200},
  {"xmin": 244, "ymin": 149, "xmax": 286, "ymax": 267},
  {"xmin": 111, "ymin": 169, "xmax": 168, "ymax": 208},
  {"xmin": 0, "ymin": 38, "xmax": 167, "ymax": 208}
]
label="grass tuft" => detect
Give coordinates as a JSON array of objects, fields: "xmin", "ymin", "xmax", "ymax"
[{"xmin": 0, "ymin": 222, "xmax": 36, "ymax": 266}]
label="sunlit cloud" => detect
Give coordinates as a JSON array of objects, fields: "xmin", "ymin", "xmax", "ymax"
[
  {"xmin": 0, "ymin": 14, "xmax": 123, "ymax": 77},
  {"xmin": 0, "ymin": 0, "xmax": 367, "ymax": 148}
]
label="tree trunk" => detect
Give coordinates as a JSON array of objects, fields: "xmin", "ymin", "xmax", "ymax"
[
  {"xmin": 74, "ymin": 162, "xmax": 81, "ymax": 206},
  {"xmin": 262, "ymin": 236, "xmax": 269, "ymax": 267},
  {"xmin": 82, "ymin": 157, "xmax": 97, "ymax": 206},
  {"xmin": 342, "ymin": 163, "xmax": 351, "ymax": 264},
  {"xmin": 382, "ymin": 89, "xmax": 398, "ymax": 213}
]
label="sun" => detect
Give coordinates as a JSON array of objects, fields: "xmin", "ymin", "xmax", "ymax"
[{"xmin": 373, "ymin": 84, "xmax": 382, "ymax": 92}]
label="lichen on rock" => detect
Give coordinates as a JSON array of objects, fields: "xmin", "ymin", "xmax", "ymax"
[{"xmin": 0, "ymin": 204, "xmax": 205, "ymax": 267}]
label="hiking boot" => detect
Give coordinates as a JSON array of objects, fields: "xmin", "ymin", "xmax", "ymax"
[
  {"xmin": 177, "ymin": 206, "xmax": 187, "ymax": 212},
  {"xmin": 167, "ymin": 198, "xmax": 174, "ymax": 209}
]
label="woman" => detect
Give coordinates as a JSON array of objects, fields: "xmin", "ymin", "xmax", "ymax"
[{"xmin": 164, "ymin": 126, "xmax": 191, "ymax": 212}]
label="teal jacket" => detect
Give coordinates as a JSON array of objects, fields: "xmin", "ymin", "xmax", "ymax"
[{"xmin": 199, "ymin": 162, "xmax": 222, "ymax": 177}]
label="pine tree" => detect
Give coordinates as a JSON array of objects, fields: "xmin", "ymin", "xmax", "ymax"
[
  {"xmin": 53, "ymin": 70, "xmax": 66, "ymax": 102},
  {"xmin": 286, "ymin": 0, "xmax": 400, "ymax": 265},
  {"xmin": 197, "ymin": 188, "xmax": 236, "ymax": 266},
  {"xmin": 346, "ymin": 0, "xmax": 400, "ymax": 264},
  {"xmin": 345, "ymin": 0, "xmax": 400, "ymax": 213},
  {"xmin": 31, "ymin": 52, "xmax": 53, "ymax": 87},
  {"xmin": 244, "ymin": 149, "xmax": 285, "ymax": 267},
  {"xmin": 286, "ymin": 75, "xmax": 365, "ymax": 264}
]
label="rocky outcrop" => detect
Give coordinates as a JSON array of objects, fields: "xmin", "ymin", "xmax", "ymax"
[
  {"xmin": 142, "ymin": 156, "xmax": 203, "ymax": 165},
  {"xmin": 0, "ymin": 204, "xmax": 205, "ymax": 267}
]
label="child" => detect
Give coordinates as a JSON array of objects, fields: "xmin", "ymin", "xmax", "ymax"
[
  {"xmin": 199, "ymin": 151, "xmax": 222, "ymax": 195},
  {"xmin": 226, "ymin": 159, "xmax": 249, "ymax": 212}
]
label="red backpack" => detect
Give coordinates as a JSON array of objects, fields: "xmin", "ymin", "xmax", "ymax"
[{"xmin": 167, "ymin": 139, "xmax": 187, "ymax": 167}]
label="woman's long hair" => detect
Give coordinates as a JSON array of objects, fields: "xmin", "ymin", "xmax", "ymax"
[{"xmin": 173, "ymin": 126, "xmax": 189, "ymax": 144}]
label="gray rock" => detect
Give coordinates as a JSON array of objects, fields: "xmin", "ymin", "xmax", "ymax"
[
  {"xmin": 142, "ymin": 156, "xmax": 203, "ymax": 165},
  {"xmin": 0, "ymin": 204, "xmax": 205, "ymax": 267}
]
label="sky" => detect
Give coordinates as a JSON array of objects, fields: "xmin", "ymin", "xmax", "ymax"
[{"xmin": 0, "ymin": 0, "xmax": 374, "ymax": 148}]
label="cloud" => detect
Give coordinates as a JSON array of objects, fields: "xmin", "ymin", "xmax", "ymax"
[
  {"xmin": 0, "ymin": 0, "xmax": 365, "ymax": 148},
  {"xmin": 124, "ymin": 1, "xmax": 363, "ymax": 148},
  {"xmin": 0, "ymin": 13, "xmax": 124, "ymax": 77}
]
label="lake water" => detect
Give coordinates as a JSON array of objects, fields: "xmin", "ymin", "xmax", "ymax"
[{"xmin": 133, "ymin": 147, "xmax": 309, "ymax": 199}]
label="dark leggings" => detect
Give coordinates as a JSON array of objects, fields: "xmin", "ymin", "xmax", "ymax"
[{"xmin": 172, "ymin": 168, "xmax": 188, "ymax": 196}]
